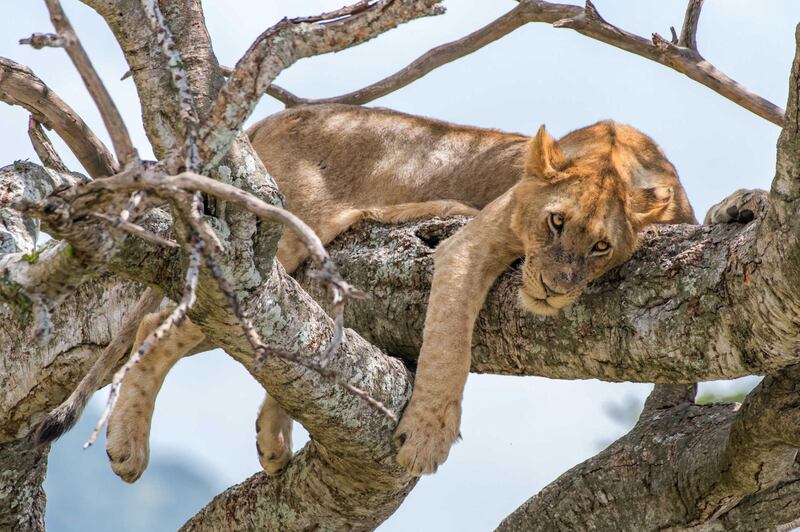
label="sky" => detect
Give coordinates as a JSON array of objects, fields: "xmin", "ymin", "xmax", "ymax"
[{"xmin": 1, "ymin": 1, "xmax": 797, "ymax": 530}]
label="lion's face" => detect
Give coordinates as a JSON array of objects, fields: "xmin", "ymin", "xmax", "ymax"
[{"xmin": 511, "ymin": 125, "xmax": 674, "ymax": 316}]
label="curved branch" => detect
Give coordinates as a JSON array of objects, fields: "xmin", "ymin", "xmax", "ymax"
[
  {"xmin": 40, "ymin": 0, "xmax": 137, "ymax": 165},
  {"xmin": 261, "ymin": 0, "xmax": 783, "ymax": 127},
  {"xmin": 0, "ymin": 57, "xmax": 117, "ymax": 178},
  {"xmin": 199, "ymin": 0, "xmax": 445, "ymax": 169}
]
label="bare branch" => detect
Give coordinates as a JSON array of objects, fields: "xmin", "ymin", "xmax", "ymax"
[
  {"xmin": 199, "ymin": 0, "xmax": 445, "ymax": 169},
  {"xmin": 27, "ymin": 117, "xmax": 68, "ymax": 174},
  {"xmin": 270, "ymin": 2, "xmax": 538, "ymax": 107},
  {"xmin": 89, "ymin": 212, "xmax": 179, "ymax": 248},
  {"xmin": 679, "ymin": 0, "xmax": 704, "ymax": 50},
  {"xmin": 19, "ymin": 32, "xmax": 66, "ymax": 49},
  {"xmin": 0, "ymin": 57, "xmax": 116, "ymax": 178},
  {"xmin": 549, "ymin": 0, "xmax": 783, "ymax": 125},
  {"xmin": 39, "ymin": 0, "xmax": 138, "ymax": 165},
  {"xmin": 245, "ymin": 0, "xmax": 782, "ymax": 126}
]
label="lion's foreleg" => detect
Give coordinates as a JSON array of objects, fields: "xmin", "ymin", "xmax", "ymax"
[{"xmin": 393, "ymin": 197, "xmax": 521, "ymax": 476}]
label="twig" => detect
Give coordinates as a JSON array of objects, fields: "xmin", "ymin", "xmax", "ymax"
[
  {"xmin": 27, "ymin": 117, "xmax": 69, "ymax": 174},
  {"xmin": 679, "ymin": 0, "xmax": 704, "ymax": 51},
  {"xmin": 199, "ymin": 0, "xmax": 444, "ymax": 169},
  {"xmin": 219, "ymin": 65, "xmax": 302, "ymax": 107},
  {"xmin": 39, "ymin": 0, "xmax": 138, "ymax": 165},
  {"xmin": 89, "ymin": 212, "xmax": 179, "ymax": 248},
  {"xmin": 19, "ymin": 32, "xmax": 65, "ymax": 49},
  {"xmin": 0, "ymin": 57, "xmax": 117, "ymax": 178},
  {"xmin": 290, "ymin": 0, "xmax": 372, "ymax": 24},
  {"xmin": 85, "ymin": 237, "xmax": 203, "ymax": 448},
  {"xmin": 139, "ymin": 0, "xmax": 201, "ymax": 172}
]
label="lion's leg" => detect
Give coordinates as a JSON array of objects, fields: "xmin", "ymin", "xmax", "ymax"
[
  {"xmin": 106, "ymin": 310, "xmax": 205, "ymax": 483},
  {"xmin": 278, "ymin": 200, "xmax": 478, "ymax": 273},
  {"xmin": 394, "ymin": 195, "xmax": 520, "ymax": 476},
  {"xmin": 255, "ymin": 393, "xmax": 293, "ymax": 475},
  {"xmin": 704, "ymin": 189, "xmax": 768, "ymax": 224}
]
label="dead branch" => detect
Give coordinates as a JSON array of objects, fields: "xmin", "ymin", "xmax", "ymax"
[
  {"xmin": 27, "ymin": 117, "xmax": 68, "ymax": 174},
  {"xmin": 266, "ymin": 1, "xmax": 540, "ymax": 107},
  {"xmin": 0, "ymin": 57, "xmax": 116, "ymax": 178},
  {"xmin": 18, "ymin": 32, "xmax": 66, "ymax": 49},
  {"xmin": 36, "ymin": 0, "xmax": 138, "ymax": 165},
  {"xmin": 258, "ymin": 0, "xmax": 783, "ymax": 127},
  {"xmin": 199, "ymin": 0, "xmax": 445, "ymax": 169},
  {"xmin": 679, "ymin": 0, "xmax": 704, "ymax": 50}
]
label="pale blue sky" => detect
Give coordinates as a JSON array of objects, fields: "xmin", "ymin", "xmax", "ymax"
[{"xmin": 1, "ymin": 1, "xmax": 796, "ymax": 530}]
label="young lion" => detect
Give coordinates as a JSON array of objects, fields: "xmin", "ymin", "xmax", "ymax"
[{"xmin": 35, "ymin": 104, "xmax": 698, "ymax": 480}]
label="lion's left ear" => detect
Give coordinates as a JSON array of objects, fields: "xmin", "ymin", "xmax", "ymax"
[
  {"xmin": 524, "ymin": 125, "xmax": 569, "ymax": 179},
  {"xmin": 630, "ymin": 185, "xmax": 674, "ymax": 229}
]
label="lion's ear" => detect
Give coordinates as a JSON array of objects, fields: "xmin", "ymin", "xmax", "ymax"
[
  {"xmin": 525, "ymin": 125, "xmax": 569, "ymax": 179},
  {"xmin": 630, "ymin": 185, "xmax": 674, "ymax": 229}
]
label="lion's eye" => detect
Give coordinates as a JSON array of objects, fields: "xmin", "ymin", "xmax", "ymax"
[
  {"xmin": 549, "ymin": 213, "xmax": 564, "ymax": 233},
  {"xmin": 591, "ymin": 241, "xmax": 611, "ymax": 254}
]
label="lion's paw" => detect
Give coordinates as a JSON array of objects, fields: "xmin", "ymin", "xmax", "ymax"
[
  {"xmin": 704, "ymin": 188, "xmax": 768, "ymax": 225},
  {"xmin": 106, "ymin": 416, "xmax": 149, "ymax": 483},
  {"xmin": 256, "ymin": 424, "xmax": 293, "ymax": 475},
  {"xmin": 393, "ymin": 398, "xmax": 461, "ymax": 476}
]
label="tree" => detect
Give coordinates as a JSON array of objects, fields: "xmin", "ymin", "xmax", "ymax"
[{"xmin": 1, "ymin": 0, "xmax": 799, "ymax": 530}]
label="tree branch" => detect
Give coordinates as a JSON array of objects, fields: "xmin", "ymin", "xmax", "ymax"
[
  {"xmin": 199, "ymin": 0, "xmax": 445, "ymax": 169},
  {"xmin": 37, "ymin": 0, "xmax": 137, "ymax": 165},
  {"xmin": 257, "ymin": 0, "xmax": 783, "ymax": 127},
  {"xmin": 27, "ymin": 117, "xmax": 68, "ymax": 174},
  {"xmin": 496, "ymin": 365, "xmax": 800, "ymax": 531},
  {"xmin": 0, "ymin": 57, "xmax": 117, "ymax": 178},
  {"xmin": 679, "ymin": 0, "xmax": 704, "ymax": 50}
]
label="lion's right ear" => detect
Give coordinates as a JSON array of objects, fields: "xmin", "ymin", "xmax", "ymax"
[
  {"xmin": 524, "ymin": 125, "xmax": 569, "ymax": 179},
  {"xmin": 630, "ymin": 185, "xmax": 674, "ymax": 230}
]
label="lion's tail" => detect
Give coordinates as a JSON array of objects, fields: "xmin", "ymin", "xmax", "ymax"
[{"xmin": 32, "ymin": 289, "xmax": 162, "ymax": 447}]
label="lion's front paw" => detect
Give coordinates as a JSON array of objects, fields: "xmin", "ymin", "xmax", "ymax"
[
  {"xmin": 704, "ymin": 189, "xmax": 768, "ymax": 225},
  {"xmin": 393, "ymin": 398, "xmax": 461, "ymax": 476},
  {"xmin": 106, "ymin": 416, "xmax": 149, "ymax": 483}
]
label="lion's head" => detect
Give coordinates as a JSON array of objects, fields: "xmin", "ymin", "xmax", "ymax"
[{"xmin": 511, "ymin": 121, "xmax": 685, "ymax": 316}]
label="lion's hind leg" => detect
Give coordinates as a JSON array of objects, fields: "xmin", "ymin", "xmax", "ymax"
[
  {"xmin": 105, "ymin": 310, "xmax": 204, "ymax": 483},
  {"xmin": 256, "ymin": 394, "xmax": 293, "ymax": 475}
]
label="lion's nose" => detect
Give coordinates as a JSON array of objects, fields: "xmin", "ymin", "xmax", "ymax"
[{"xmin": 540, "ymin": 274, "xmax": 565, "ymax": 297}]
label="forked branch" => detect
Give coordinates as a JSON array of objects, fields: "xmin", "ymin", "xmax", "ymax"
[
  {"xmin": 0, "ymin": 57, "xmax": 116, "ymax": 178},
  {"xmin": 32, "ymin": 0, "xmax": 138, "ymax": 165},
  {"xmin": 259, "ymin": 0, "xmax": 783, "ymax": 127}
]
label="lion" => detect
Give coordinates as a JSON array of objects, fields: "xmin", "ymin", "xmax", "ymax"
[{"xmin": 37, "ymin": 103, "xmax": 758, "ymax": 480}]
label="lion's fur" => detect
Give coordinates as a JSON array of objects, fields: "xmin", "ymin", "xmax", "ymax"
[{"xmin": 36, "ymin": 104, "xmax": 696, "ymax": 479}]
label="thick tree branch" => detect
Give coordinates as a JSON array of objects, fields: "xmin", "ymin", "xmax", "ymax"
[
  {"xmin": 497, "ymin": 365, "xmax": 800, "ymax": 531},
  {"xmin": 0, "ymin": 57, "xmax": 117, "ymax": 178},
  {"xmin": 297, "ymin": 215, "xmax": 797, "ymax": 383}
]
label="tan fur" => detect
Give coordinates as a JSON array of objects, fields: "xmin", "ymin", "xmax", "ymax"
[
  {"xmin": 107, "ymin": 105, "xmax": 696, "ymax": 480},
  {"xmin": 105, "ymin": 309, "xmax": 204, "ymax": 482}
]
